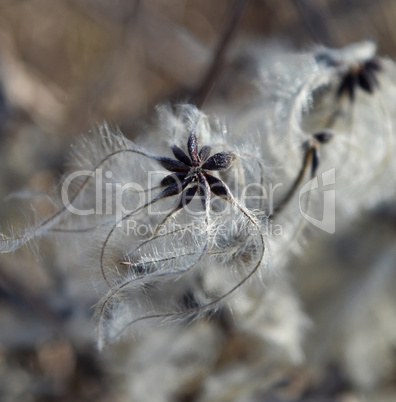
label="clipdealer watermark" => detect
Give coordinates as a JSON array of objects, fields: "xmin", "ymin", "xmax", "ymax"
[{"xmin": 61, "ymin": 167, "xmax": 336, "ymax": 234}]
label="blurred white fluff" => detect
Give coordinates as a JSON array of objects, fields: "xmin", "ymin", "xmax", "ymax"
[
  {"xmin": 294, "ymin": 209, "xmax": 396, "ymax": 393},
  {"xmin": 124, "ymin": 321, "xmax": 223, "ymax": 402},
  {"xmin": 341, "ymin": 245, "xmax": 396, "ymax": 389},
  {"xmin": 222, "ymin": 40, "xmax": 396, "ymax": 234}
]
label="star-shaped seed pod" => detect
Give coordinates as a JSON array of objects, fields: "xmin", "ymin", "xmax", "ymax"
[
  {"xmin": 337, "ymin": 58, "xmax": 381, "ymax": 102},
  {"xmin": 155, "ymin": 131, "xmax": 237, "ymax": 214}
]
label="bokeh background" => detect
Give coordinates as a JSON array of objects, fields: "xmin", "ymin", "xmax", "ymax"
[{"xmin": 1, "ymin": 1, "xmax": 396, "ymax": 401}]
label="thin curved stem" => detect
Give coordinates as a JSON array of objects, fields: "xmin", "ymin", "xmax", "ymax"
[
  {"xmin": 0, "ymin": 147, "xmax": 158, "ymax": 253},
  {"xmin": 101, "ymin": 242, "xmax": 250, "ymax": 326},
  {"xmin": 271, "ymin": 146, "xmax": 314, "ymax": 217},
  {"xmin": 103, "ymin": 184, "xmax": 265, "ymax": 346},
  {"xmin": 97, "ymin": 198, "xmax": 212, "ymax": 347},
  {"xmin": 47, "ymin": 185, "xmax": 164, "ymax": 234},
  {"xmin": 122, "ymin": 222, "xmax": 198, "ymax": 262},
  {"xmin": 151, "ymin": 198, "xmax": 186, "ymax": 237},
  {"xmin": 99, "ymin": 189, "xmax": 168, "ymax": 286},
  {"xmin": 100, "ymin": 176, "xmax": 211, "ymax": 286},
  {"xmin": 193, "ymin": 0, "xmax": 248, "ymax": 108}
]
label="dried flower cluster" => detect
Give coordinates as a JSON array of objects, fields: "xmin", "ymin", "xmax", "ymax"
[{"xmin": 1, "ymin": 40, "xmax": 396, "ymax": 385}]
